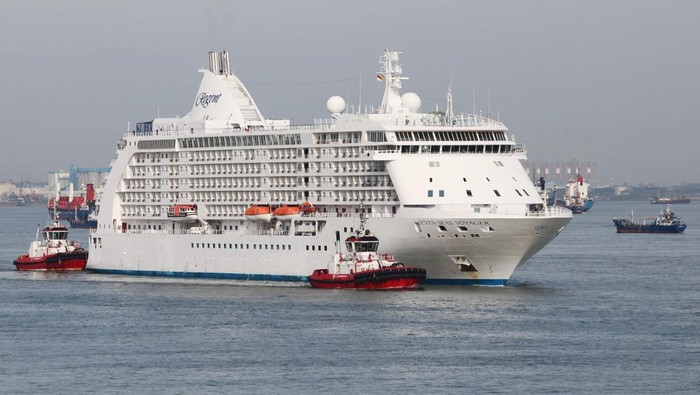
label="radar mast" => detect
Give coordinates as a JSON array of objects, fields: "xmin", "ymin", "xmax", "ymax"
[{"xmin": 378, "ymin": 50, "xmax": 409, "ymax": 114}]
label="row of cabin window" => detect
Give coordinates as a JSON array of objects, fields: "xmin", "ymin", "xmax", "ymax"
[
  {"xmin": 427, "ymin": 189, "xmax": 530, "ymax": 198},
  {"xmin": 401, "ymin": 145, "xmax": 512, "ymax": 154},
  {"xmin": 395, "ymin": 131, "xmax": 507, "ymax": 142},
  {"xmin": 179, "ymin": 134, "xmax": 302, "ymax": 149},
  {"xmin": 127, "ymin": 224, "xmax": 163, "ymax": 230},
  {"xmin": 191, "ymin": 242, "xmax": 293, "ymax": 250},
  {"xmin": 305, "ymin": 245, "xmax": 329, "ymax": 252},
  {"xmin": 189, "ymin": 243, "xmax": 331, "ymax": 252}
]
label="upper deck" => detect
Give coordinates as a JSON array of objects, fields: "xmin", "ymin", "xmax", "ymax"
[
  {"xmin": 126, "ymin": 110, "xmax": 505, "ymax": 138},
  {"xmin": 96, "ymin": 50, "xmax": 555, "ymax": 228}
]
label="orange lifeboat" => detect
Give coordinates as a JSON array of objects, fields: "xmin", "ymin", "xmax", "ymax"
[
  {"xmin": 273, "ymin": 205, "xmax": 301, "ymax": 220},
  {"xmin": 299, "ymin": 201, "xmax": 315, "ymax": 214},
  {"xmin": 245, "ymin": 204, "xmax": 273, "ymax": 222}
]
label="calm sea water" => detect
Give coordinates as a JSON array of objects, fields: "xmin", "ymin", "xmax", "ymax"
[{"xmin": 1, "ymin": 203, "xmax": 698, "ymax": 393}]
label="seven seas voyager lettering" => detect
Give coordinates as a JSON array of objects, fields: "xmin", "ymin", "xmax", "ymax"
[
  {"xmin": 416, "ymin": 220, "xmax": 489, "ymax": 226},
  {"xmin": 195, "ymin": 93, "xmax": 222, "ymax": 108}
]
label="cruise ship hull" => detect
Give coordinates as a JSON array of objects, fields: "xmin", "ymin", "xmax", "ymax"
[
  {"xmin": 87, "ymin": 50, "xmax": 573, "ymax": 286},
  {"xmin": 87, "ymin": 213, "xmax": 568, "ymax": 285}
]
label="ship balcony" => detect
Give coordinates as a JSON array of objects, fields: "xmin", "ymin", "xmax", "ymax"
[
  {"xmin": 369, "ymin": 149, "xmax": 400, "ymax": 160},
  {"xmin": 527, "ymin": 205, "xmax": 572, "ymax": 217}
]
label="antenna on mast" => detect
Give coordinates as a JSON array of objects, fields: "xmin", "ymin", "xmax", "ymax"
[
  {"xmin": 357, "ymin": 201, "xmax": 366, "ymax": 236},
  {"xmin": 445, "ymin": 68, "xmax": 454, "ymax": 124},
  {"xmin": 472, "ymin": 88, "xmax": 476, "ymax": 115},
  {"xmin": 487, "ymin": 89, "xmax": 491, "ymax": 119},
  {"xmin": 358, "ymin": 72, "xmax": 362, "ymax": 114},
  {"xmin": 446, "ymin": 84, "xmax": 454, "ymax": 125}
]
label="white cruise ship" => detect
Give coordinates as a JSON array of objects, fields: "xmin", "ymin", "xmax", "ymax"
[{"xmin": 87, "ymin": 50, "xmax": 572, "ymax": 285}]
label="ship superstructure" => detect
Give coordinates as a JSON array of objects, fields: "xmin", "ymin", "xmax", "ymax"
[{"xmin": 87, "ymin": 50, "xmax": 572, "ymax": 285}]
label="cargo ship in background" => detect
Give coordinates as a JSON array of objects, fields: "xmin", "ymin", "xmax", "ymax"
[
  {"xmin": 48, "ymin": 183, "xmax": 96, "ymax": 220},
  {"xmin": 612, "ymin": 205, "xmax": 686, "ymax": 233},
  {"xmin": 650, "ymin": 196, "xmax": 691, "ymax": 204},
  {"xmin": 69, "ymin": 217, "xmax": 98, "ymax": 229},
  {"xmin": 86, "ymin": 50, "xmax": 572, "ymax": 285},
  {"xmin": 0, "ymin": 188, "xmax": 44, "ymax": 206},
  {"xmin": 0, "ymin": 191, "xmax": 24, "ymax": 206},
  {"xmin": 562, "ymin": 174, "xmax": 593, "ymax": 213}
]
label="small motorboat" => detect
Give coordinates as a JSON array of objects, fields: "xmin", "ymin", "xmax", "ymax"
[
  {"xmin": 14, "ymin": 220, "xmax": 88, "ymax": 271},
  {"xmin": 308, "ymin": 204, "xmax": 426, "ymax": 290}
]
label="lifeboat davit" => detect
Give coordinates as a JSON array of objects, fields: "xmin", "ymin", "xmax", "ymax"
[
  {"xmin": 245, "ymin": 204, "xmax": 273, "ymax": 222},
  {"xmin": 272, "ymin": 205, "xmax": 301, "ymax": 220},
  {"xmin": 167, "ymin": 204, "xmax": 198, "ymax": 222}
]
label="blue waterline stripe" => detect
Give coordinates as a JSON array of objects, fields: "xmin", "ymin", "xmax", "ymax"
[
  {"xmin": 422, "ymin": 278, "xmax": 507, "ymax": 286},
  {"xmin": 89, "ymin": 269, "xmax": 307, "ymax": 282},
  {"xmin": 88, "ymin": 268, "xmax": 507, "ymax": 286}
]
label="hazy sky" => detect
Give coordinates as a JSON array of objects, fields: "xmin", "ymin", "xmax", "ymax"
[{"xmin": 2, "ymin": 0, "xmax": 699, "ymax": 186}]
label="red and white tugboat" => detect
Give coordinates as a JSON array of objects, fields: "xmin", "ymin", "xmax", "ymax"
[
  {"xmin": 13, "ymin": 219, "xmax": 88, "ymax": 271},
  {"xmin": 308, "ymin": 205, "xmax": 426, "ymax": 290}
]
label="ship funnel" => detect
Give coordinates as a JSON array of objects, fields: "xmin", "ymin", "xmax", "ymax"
[
  {"xmin": 209, "ymin": 51, "xmax": 231, "ymax": 76},
  {"xmin": 208, "ymin": 51, "xmax": 220, "ymax": 74},
  {"xmin": 220, "ymin": 51, "xmax": 231, "ymax": 76}
]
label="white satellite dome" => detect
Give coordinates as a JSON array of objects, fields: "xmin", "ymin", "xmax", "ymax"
[
  {"xmin": 326, "ymin": 96, "xmax": 346, "ymax": 115},
  {"xmin": 401, "ymin": 92, "xmax": 421, "ymax": 113}
]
